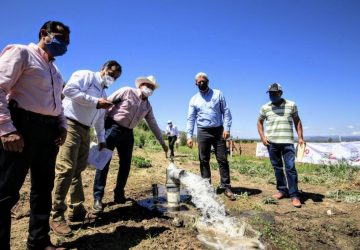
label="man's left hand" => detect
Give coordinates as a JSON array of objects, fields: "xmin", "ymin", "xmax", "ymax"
[
  {"xmin": 298, "ymin": 138, "xmax": 305, "ymax": 145},
  {"xmin": 55, "ymin": 127, "xmax": 67, "ymax": 146},
  {"xmin": 223, "ymin": 131, "xmax": 230, "ymax": 140}
]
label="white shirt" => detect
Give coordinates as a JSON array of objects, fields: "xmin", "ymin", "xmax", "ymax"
[
  {"xmin": 62, "ymin": 70, "xmax": 106, "ymax": 142},
  {"xmin": 166, "ymin": 124, "xmax": 179, "ymax": 137}
]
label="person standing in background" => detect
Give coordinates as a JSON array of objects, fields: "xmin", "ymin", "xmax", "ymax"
[{"xmin": 165, "ymin": 120, "xmax": 179, "ymax": 157}]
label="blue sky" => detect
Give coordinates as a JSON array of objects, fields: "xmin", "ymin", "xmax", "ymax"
[{"xmin": 1, "ymin": 0, "xmax": 359, "ymax": 138}]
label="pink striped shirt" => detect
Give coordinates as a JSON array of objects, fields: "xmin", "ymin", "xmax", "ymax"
[{"xmin": 0, "ymin": 43, "xmax": 66, "ymax": 136}]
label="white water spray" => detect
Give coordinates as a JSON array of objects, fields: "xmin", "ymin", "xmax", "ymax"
[{"xmin": 174, "ymin": 166, "xmax": 264, "ymax": 249}]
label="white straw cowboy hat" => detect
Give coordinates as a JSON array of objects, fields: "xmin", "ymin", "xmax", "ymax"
[{"xmin": 135, "ymin": 75, "xmax": 160, "ymax": 89}]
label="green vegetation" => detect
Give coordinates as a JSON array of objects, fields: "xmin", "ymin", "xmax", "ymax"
[
  {"xmin": 249, "ymin": 216, "xmax": 299, "ymax": 250},
  {"xmin": 325, "ymin": 190, "xmax": 360, "ymax": 203},
  {"xmin": 132, "ymin": 156, "xmax": 152, "ymax": 168},
  {"xmin": 229, "ymin": 155, "xmax": 359, "ymax": 186}
]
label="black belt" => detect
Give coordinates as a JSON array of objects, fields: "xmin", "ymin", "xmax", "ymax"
[
  {"xmin": 66, "ymin": 117, "xmax": 90, "ymax": 130},
  {"xmin": 9, "ymin": 106, "xmax": 59, "ymax": 125},
  {"xmin": 105, "ymin": 117, "xmax": 132, "ymax": 131}
]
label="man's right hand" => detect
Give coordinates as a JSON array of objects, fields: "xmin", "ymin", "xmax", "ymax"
[
  {"xmin": 97, "ymin": 98, "xmax": 114, "ymax": 109},
  {"xmin": 1, "ymin": 131, "xmax": 24, "ymax": 152},
  {"xmin": 187, "ymin": 139, "xmax": 193, "ymax": 148},
  {"xmin": 261, "ymin": 137, "xmax": 269, "ymax": 146}
]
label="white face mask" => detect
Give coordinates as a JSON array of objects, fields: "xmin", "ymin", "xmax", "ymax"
[
  {"xmin": 141, "ymin": 86, "xmax": 153, "ymax": 97},
  {"xmin": 103, "ymin": 75, "xmax": 115, "ymax": 87}
]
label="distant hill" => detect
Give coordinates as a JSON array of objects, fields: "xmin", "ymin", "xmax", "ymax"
[
  {"xmin": 237, "ymin": 135, "xmax": 360, "ymax": 143},
  {"xmin": 303, "ymin": 135, "xmax": 360, "ymax": 142}
]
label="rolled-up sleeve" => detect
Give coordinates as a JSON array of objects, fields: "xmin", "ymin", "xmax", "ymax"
[{"xmin": 145, "ymin": 107, "xmax": 165, "ymax": 146}]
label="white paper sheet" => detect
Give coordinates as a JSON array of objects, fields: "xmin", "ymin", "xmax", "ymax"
[{"xmin": 87, "ymin": 143, "xmax": 113, "ymax": 170}]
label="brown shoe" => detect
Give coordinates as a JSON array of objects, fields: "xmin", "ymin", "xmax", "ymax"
[
  {"xmin": 291, "ymin": 198, "xmax": 302, "ymax": 208},
  {"xmin": 49, "ymin": 219, "xmax": 72, "ymax": 236},
  {"xmin": 224, "ymin": 188, "xmax": 236, "ymax": 201},
  {"xmin": 272, "ymin": 192, "xmax": 286, "ymax": 200}
]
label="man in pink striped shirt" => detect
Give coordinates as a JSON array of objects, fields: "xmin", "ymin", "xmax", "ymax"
[{"xmin": 0, "ymin": 21, "xmax": 70, "ymax": 250}]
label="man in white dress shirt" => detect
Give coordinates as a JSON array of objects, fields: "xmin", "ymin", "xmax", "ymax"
[
  {"xmin": 165, "ymin": 120, "xmax": 179, "ymax": 157},
  {"xmin": 49, "ymin": 60, "xmax": 121, "ymax": 236}
]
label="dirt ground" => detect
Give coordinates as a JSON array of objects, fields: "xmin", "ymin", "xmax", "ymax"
[{"xmin": 10, "ymin": 143, "xmax": 360, "ymax": 250}]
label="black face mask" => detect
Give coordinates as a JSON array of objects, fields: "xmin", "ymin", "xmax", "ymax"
[{"xmin": 197, "ymin": 80, "xmax": 209, "ymax": 92}]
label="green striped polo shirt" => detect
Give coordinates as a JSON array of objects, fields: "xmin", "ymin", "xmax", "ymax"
[{"xmin": 259, "ymin": 99, "xmax": 298, "ymax": 143}]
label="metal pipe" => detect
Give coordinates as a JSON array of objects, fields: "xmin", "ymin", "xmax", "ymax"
[{"xmin": 166, "ymin": 163, "xmax": 185, "ymax": 211}]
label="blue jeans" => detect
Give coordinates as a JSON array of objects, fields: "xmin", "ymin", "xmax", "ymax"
[
  {"xmin": 267, "ymin": 143, "xmax": 299, "ymax": 198},
  {"xmin": 93, "ymin": 118, "xmax": 134, "ymax": 201}
]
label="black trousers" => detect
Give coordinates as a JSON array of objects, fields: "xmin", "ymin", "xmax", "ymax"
[
  {"xmin": 93, "ymin": 118, "xmax": 134, "ymax": 201},
  {"xmin": 168, "ymin": 136, "xmax": 177, "ymax": 156},
  {"xmin": 0, "ymin": 108, "xmax": 59, "ymax": 250},
  {"xmin": 197, "ymin": 126, "xmax": 230, "ymax": 188}
]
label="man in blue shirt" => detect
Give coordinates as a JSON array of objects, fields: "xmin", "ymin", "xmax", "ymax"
[{"xmin": 186, "ymin": 72, "xmax": 235, "ymax": 200}]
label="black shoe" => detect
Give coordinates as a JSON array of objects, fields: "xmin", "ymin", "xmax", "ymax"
[
  {"xmin": 93, "ymin": 200, "xmax": 103, "ymax": 212},
  {"xmin": 68, "ymin": 211, "xmax": 86, "ymax": 222},
  {"xmin": 114, "ymin": 196, "xmax": 127, "ymax": 204}
]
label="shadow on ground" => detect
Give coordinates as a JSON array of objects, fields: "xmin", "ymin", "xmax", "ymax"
[{"xmin": 63, "ymin": 225, "xmax": 169, "ymax": 250}]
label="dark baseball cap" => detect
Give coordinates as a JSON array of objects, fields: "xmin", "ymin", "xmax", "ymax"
[{"xmin": 267, "ymin": 83, "xmax": 282, "ymax": 92}]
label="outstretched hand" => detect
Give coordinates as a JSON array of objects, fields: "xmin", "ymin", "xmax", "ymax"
[{"xmin": 97, "ymin": 98, "xmax": 114, "ymax": 109}]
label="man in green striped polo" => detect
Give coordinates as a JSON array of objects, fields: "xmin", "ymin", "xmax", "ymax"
[{"xmin": 257, "ymin": 83, "xmax": 304, "ymax": 208}]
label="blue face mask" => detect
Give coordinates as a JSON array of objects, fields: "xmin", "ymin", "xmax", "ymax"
[
  {"xmin": 45, "ymin": 35, "xmax": 68, "ymax": 57},
  {"xmin": 270, "ymin": 95, "xmax": 282, "ymax": 104}
]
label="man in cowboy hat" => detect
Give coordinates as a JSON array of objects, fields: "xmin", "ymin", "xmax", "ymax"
[
  {"xmin": 165, "ymin": 120, "xmax": 179, "ymax": 157},
  {"xmin": 92, "ymin": 75, "xmax": 168, "ymax": 212},
  {"xmin": 257, "ymin": 83, "xmax": 304, "ymax": 208}
]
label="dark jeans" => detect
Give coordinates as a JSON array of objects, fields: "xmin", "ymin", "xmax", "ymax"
[
  {"xmin": 197, "ymin": 126, "xmax": 230, "ymax": 188},
  {"xmin": 168, "ymin": 136, "xmax": 177, "ymax": 156},
  {"xmin": 267, "ymin": 143, "xmax": 299, "ymax": 198},
  {"xmin": 0, "ymin": 108, "xmax": 59, "ymax": 250},
  {"xmin": 93, "ymin": 118, "xmax": 134, "ymax": 201}
]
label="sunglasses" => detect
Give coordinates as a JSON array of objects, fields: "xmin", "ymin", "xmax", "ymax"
[{"xmin": 197, "ymin": 80, "xmax": 208, "ymax": 85}]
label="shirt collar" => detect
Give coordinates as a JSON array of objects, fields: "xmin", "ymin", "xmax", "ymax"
[
  {"xmin": 95, "ymin": 72, "xmax": 105, "ymax": 87},
  {"xmin": 28, "ymin": 43, "xmax": 53, "ymax": 62},
  {"xmin": 199, "ymin": 87, "xmax": 212, "ymax": 96},
  {"xmin": 136, "ymin": 88, "xmax": 143, "ymax": 98}
]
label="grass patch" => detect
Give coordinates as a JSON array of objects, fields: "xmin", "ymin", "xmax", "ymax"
[
  {"xmin": 325, "ymin": 190, "xmax": 360, "ymax": 203},
  {"xmin": 132, "ymin": 156, "xmax": 152, "ymax": 168},
  {"xmin": 229, "ymin": 155, "xmax": 359, "ymax": 186},
  {"xmin": 249, "ymin": 216, "xmax": 299, "ymax": 250},
  {"xmin": 230, "ymin": 156, "xmax": 273, "ymax": 177},
  {"xmin": 298, "ymin": 161, "xmax": 358, "ymax": 185}
]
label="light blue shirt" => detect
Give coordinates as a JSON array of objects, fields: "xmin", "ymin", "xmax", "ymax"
[{"xmin": 186, "ymin": 88, "xmax": 232, "ymax": 139}]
